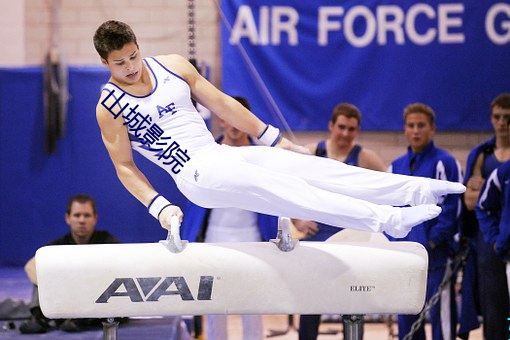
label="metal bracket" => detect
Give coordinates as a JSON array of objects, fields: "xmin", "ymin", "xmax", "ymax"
[{"xmin": 270, "ymin": 217, "xmax": 299, "ymax": 252}]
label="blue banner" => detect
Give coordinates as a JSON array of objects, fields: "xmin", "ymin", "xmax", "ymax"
[{"xmin": 221, "ymin": 1, "xmax": 510, "ymax": 131}]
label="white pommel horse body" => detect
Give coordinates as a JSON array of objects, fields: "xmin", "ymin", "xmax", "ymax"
[{"xmin": 36, "ymin": 218, "xmax": 428, "ymax": 340}]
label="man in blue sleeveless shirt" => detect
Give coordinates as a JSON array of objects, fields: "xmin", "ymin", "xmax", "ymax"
[{"xmin": 296, "ymin": 103, "xmax": 386, "ymax": 340}]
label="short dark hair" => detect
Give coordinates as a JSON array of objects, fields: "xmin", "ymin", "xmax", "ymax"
[
  {"xmin": 490, "ymin": 93, "xmax": 510, "ymax": 113},
  {"xmin": 66, "ymin": 194, "xmax": 97, "ymax": 215},
  {"xmin": 331, "ymin": 103, "xmax": 361, "ymax": 126},
  {"xmin": 233, "ymin": 96, "xmax": 251, "ymax": 111},
  {"xmin": 403, "ymin": 103, "xmax": 435, "ymax": 125},
  {"xmin": 93, "ymin": 20, "xmax": 138, "ymax": 60}
]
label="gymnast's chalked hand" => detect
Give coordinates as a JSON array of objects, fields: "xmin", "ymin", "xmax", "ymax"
[{"xmin": 158, "ymin": 204, "xmax": 183, "ymax": 231}]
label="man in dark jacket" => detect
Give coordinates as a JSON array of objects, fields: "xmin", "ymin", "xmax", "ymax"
[{"xmin": 19, "ymin": 194, "xmax": 120, "ymax": 334}]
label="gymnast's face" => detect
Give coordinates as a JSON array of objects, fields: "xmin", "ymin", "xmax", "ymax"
[
  {"xmin": 329, "ymin": 115, "xmax": 360, "ymax": 148},
  {"xmin": 102, "ymin": 42, "xmax": 143, "ymax": 85},
  {"xmin": 404, "ymin": 112, "xmax": 435, "ymax": 154},
  {"xmin": 65, "ymin": 201, "xmax": 98, "ymax": 244}
]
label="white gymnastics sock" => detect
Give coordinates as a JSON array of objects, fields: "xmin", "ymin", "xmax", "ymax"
[
  {"xmin": 411, "ymin": 180, "xmax": 466, "ymax": 206},
  {"xmin": 429, "ymin": 180, "xmax": 466, "ymax": 200},
  {"xmin": 385, "ymin": 204, "xmax": 442, "ymax": 238}
]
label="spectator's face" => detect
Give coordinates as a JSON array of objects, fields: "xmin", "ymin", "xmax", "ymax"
[
  {"xmin": 220, "ymin": 120, "xmax": 250, "ymax": 146},
  {"xmin": 329, "ymin": 115, "xmax": 360, "ymax": 148},
  {"xmin": 491, "ymin": 105, "xmax": 510, "ymax": 138},
  {"xmin": 404, "ymin": 112, "xmax": 435, "ymax": 153},
  {"xmin": 65, "ymin": 201, "xmax": 97, "ymax": 243}
]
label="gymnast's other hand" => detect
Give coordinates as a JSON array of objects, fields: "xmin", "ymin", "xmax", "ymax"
[
  {"xmin": 158, "ymin": 205, "xmax": 184, "ymax": 230},
  {"xmin": 292, "ymin": 219, "xmax": 319, "ymax": 237},
  {"xmin": 276, "ymin": 137, "xmax": 311, "ymax": 155},
  {"xmin": 467, "ymin": 175, "xmax": 483, "ymax": 191}
]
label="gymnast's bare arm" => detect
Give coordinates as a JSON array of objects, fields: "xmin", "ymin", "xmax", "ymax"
[
  {"xmin": 96, "ymin": 93, "xmax": 183, "ymax": 228},
  {"xmin": 358, "ymin": 148, "xmax": 386, "ymax": 172},
  {"xmin": 158, "ymin": 54, "xmax": 309, "ymax": 154}
]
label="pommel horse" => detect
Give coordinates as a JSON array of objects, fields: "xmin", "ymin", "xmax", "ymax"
[{"xmin": 36, "ymin": 217, "xmax": 428, "ymax": 339}]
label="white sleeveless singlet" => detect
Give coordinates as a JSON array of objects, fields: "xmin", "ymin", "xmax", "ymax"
[
  {"xmin": 205, "ymin": 207, "xmax": 261, "ymax": 242},
  {"xmin": 101, "ymin": 57, "xmax": 216, "ymax": 182}
]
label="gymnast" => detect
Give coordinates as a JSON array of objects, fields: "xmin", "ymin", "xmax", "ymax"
[{"xmin": 93, "ymin": 20, "xmax": 465, "ymax": 239}]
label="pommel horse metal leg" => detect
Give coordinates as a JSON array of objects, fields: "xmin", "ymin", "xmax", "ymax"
[
  {"xmin": 343, "ymin": 314, "xmax": 363, "ymax": 340},
  {"xmin": 102, "ymin": 318, "xmax": 118, "ymax": 340}
]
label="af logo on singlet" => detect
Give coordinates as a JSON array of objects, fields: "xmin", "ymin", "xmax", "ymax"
[{"xmin": 156, "ymin": 102, "xmax": 177, "ymax": 118}]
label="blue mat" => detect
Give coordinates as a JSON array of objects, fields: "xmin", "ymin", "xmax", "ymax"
[{"xmin": 1, "ymin": 317, "xmax": 193, "ymax": 339}]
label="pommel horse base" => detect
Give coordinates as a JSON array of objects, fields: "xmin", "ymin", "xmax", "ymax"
[{"xmin": 35, "ymin": 219, "xmax": 428, "ymax": 340}]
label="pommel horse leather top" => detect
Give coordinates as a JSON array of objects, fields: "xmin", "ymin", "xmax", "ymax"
[{"xmin": 36, "ymin": 220, "xmax": 428, "ymax": 319}]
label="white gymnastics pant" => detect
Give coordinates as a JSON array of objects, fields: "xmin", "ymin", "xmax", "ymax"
[{"xmin": 176, "ymin": 145, "xmax": 436, "ymax": 234}]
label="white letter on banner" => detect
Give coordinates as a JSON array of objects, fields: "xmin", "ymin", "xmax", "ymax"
[
  {"xmin": 259, "ymin": 7, "xmax": 269, "ymax": 45},
  {"xmin": 271, "ymin": 6, "xmax": 299, "ymax": 45},
  {"xmin": 344, "ymin": 6, "xmax": 376, "ymax": 47},
  {"xmin": 406, "ymin": 4, "xmax": 436, "ymax": 45},
  {"xmin": 438, "ymin": 4, "xmax": 465, "ymax": 43},
  {"xmin": 318, "ymin": 7, "xmax": 345, "ymax": 46},
  {"xmin": 486, "ymin": 3, "xmax": 510, "ymax": 45},
  {"xmin": 377, "ymin": 5, "xmax": 405, "ymax": 45},
  {"xmin": 230, "ymin": 5, "xmax": 259, "ymax": 45}
]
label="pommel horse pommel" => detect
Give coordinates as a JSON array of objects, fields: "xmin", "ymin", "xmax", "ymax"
[
  {"xmin": 270, "ymin": 217, "xmax": 299, "ymax": 252},
  {"xmin": 36, "ymin": 218, "xmax": 428, "ymax": 340},
  {"xmin": 159, "ymin": 215, "xmax": 188, "ymax": 253}
]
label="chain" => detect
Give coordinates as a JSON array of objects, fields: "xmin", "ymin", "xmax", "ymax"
[
  {"xmin": 187, "ymin": 0, "xmax": 196, "ymax": 61},
  {"xmin": 402, "ymin": 242, "xmax": 470, "ymax": 340}
]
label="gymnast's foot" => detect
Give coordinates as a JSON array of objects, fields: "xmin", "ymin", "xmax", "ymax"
[
  {"xmin": 429, "ymin": 180, "xmax": 465, "ymax": 201},
  {"xmin": 385, "ymin": 204, "xmax": 442, "ymax": 238},
  {"xmin": 412, "ymin": 179, "xmax": 465, "ymax": 205}
]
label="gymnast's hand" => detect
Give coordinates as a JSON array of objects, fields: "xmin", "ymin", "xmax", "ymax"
[
  {"xmin": 276, "ymin": 137, "xmax": 311, "ymax": 154},
  {"xmin": 158, "ymin": 205, "xmax": 184, "ymax": 231}
]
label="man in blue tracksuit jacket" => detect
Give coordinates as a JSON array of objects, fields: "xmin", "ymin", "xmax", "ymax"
[
  {"xmin": 388, "ymin": 103, "xmax": 462, "ymax": 340},
  {"xmin": 460, "ymin": 93, "xmax": 510, "ymax": 340},
  {"xmin": 475, "ymin": 161, "xmax": 510, "ymax": 340},
  {"xmin": 477, "ymin": 160, "xmax": 510, "ymax": 260}
]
